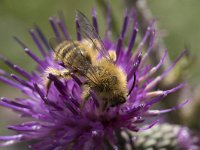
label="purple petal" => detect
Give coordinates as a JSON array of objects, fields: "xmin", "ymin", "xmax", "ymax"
[
  {"xmin": 49, "ymin": 17, "xmax": 61, "ymax": 41},
  {"xmin": 29, "ymin": 29, "xmax": 46, "ymax": 57},
  {"xmin": 0, "ymin": 55, "xmax": 31, "ymax": 79},
  {"xmin": 92, "ymin": 8, "xmax": 99, "ymax": 34},
  {"xmin": 34, "ymin": 24, "xmax": 50, "ymax": 50},
  {"xmin": 145, "ymin": 50, "xmax": 187, "ymax": 91}
]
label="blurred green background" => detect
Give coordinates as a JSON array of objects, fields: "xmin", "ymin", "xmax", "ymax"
[{"xmin": 0, "ymin": 0, "xmax": 199, "ymax": 149}]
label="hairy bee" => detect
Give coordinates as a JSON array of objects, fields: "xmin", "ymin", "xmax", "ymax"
[{"xmin": 44, "ymin": 11, "xmax": 128, "ymax": 110}]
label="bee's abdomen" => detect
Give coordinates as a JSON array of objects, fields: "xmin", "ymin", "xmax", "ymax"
[{"xmin": 54, "ymin": 41, "xmax": 91, "ymax": 73}]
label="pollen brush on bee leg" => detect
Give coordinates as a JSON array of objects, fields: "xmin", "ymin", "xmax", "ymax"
[
  {"xmin": 108, "ymin": 50, "xmax": 117, "ymax": 62},
  {"xmin": 79, "ymin": 82, "xmax": 92, "ymax": 110},
  {"xmin": 43, "ymin": 67, "xmax": 71, "ymax": 96}
]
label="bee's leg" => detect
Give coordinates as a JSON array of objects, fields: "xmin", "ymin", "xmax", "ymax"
[
  {"xmin": 100, "ymin": 50, "xmax": 117, "ymax": 63},
  {"xmin": 80, "ymin": 83, "xmax": 91, "ymax": 109},
  {"xmin": 108, "ymin": 50, "xmax": 117, "ymax": 62},
  {"xmin": 43, "ymin": 67, "xmax": 71, "ymax": 96},
  {"xmin": 102, "ymin": 101, "xmax": 108, "ymax": 112}
]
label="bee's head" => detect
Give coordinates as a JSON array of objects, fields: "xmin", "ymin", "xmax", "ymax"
[{"xmin": 110, "ymin": 95, "xmax": 126, "ymax": 107}]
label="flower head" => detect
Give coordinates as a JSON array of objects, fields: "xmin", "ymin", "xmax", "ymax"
[
  {"xmin": 121, "ymin": 123, "xmax": 200, "ymax": 150},
  {"xmin": 0, "ymin": 8, "xmax": 188, "ymax": 149}
]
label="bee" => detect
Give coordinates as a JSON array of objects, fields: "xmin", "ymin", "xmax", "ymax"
[{"xmin": 44, "ymin": 11, "xmax": 132, "ymax": 110}]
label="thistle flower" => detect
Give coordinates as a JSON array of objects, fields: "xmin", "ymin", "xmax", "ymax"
[
  {"xmin": 0, "ymin": 8, "xmax": 188, "ymax": 149},
  {"xmin": 120, "ymin": 123, "xmax": 200, "ymax": 150}
]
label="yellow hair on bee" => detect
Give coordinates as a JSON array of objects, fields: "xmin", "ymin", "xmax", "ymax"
[{"xmin": 95, "ymin": 59, "xmax": 128, "ymax": 101}]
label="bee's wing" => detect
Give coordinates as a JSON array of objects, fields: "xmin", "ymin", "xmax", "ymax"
[
  {"xmin": 49, "ymin": 38, "xmax": 101, "ymax": 86},
  {"xmin": 76, "ymin": 10, "xmax": 114, "ymax": 63},
  {"xmin": 68, "ymin": 40, "xmax": 102, "ymax": 85},
  {"xmin": 49, "ymin": 37, "xmax": 59, "ymax": 51}
]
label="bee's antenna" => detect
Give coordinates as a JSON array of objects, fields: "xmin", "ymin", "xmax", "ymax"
[{"xmin": 128, "ymin": 72, "xmax": 136, "ymax": 96}]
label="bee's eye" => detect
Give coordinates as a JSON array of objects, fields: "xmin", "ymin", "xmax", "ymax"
[
  {"xmin": 110, "ymin": 96, "xmax": 126, "ymax": 107},
  {"xmin": 119, "ymin": 96, "xmax": 126, "ymax": 104}
]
